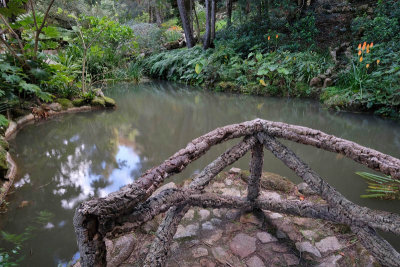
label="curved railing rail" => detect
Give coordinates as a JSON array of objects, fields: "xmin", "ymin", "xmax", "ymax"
[{"xmin": 73, "ymin": 119, "xmax": 400, "ymax": 267}]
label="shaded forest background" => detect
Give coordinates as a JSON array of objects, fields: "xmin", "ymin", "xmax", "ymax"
[{"xmin": 0, "ymin": 0, "xmax": 399, "ymax": 130}]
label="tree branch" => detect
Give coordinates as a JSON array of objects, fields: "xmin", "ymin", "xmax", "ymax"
[
  {"xmin": 143, "ymin": 136, "xmax": 256, "ymax": 266},
  {"xmin": 33, "ymin": 0, "xmax": 55, "ymax": 57},
  {"xmin": 257, "ymin": 132, "xmax": 400, "ymax": 235},
  {"xmin": 0, "ymin": 14, "xmax": 26, "ymax": 59}
]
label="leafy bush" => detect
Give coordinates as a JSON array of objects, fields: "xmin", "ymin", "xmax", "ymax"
[
  {"xmin": 288, "ymin": 14, "xmax": 319, "ymax": 48},
  {"xmin": 326, "ymin": 41, "xmax": 400, "ymax": 117},
  {"xmin": 65, "ymin": 14, "xmax": 138, "ymax": 88},
  {"xmin": 0, "ymin": 115, "xmax": 9, "ymax": 129},
  {"xmin": 144, "ymin": 43, "xmax": 332, "ymax": 98},
  {"xmin": 128, "ymin": 22, "xmax": 164, "ymax": 52},
  {"xmin": 144, "ymin": 47, "xmax": 206, "ymax": 85},
  {"xmin": 0, "ymin": 55, "xmax": 53, "ymax": 103},
  {"xmin": 352, "ymin": 16, "xmax": 399, "ymax": 44},
  {"xmin": 163, "ymin": 26, "xmax": 182, "ymax": 43}
]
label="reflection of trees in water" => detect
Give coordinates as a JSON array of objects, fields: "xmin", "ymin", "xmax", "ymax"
[
  {"xmin": 10, "ymin": 81, "xmax": 400, "ymax": 205},
  {"xmin": 11, "ymin": 112, "xmax": 142, "ymax": 206}
]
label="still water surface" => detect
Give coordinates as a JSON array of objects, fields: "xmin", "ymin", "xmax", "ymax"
[{"xmin": 1, "ymin": 81, "xmax": 400, "ymax": 266}]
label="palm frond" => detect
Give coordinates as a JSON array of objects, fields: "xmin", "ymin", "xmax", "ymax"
[{"xmin": 356, "ymin": 172, "xmax": 400, "ymax": 200}]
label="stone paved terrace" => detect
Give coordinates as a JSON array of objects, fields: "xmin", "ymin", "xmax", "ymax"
[{"xmin": 77, "ymin": 168, "xmax": 379, "ymax": 267}]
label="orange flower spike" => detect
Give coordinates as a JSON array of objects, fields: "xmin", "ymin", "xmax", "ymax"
[
  {"xmin": 366, "ymin": 47, "xmax": 370, "ymax": 54},
  {"xmin": 360, "ymin": 56, "xmax": 363, "ymax": 62},
  {"xmin": 358, "ymin": 43, "xmax": 361, "ymax": 50},
  {"xmin": 377, "ymin": 59, "xmax": 380, "ymax": 64},
  {"xmin": 358, "ymin": 50, "xmax": 362, "ymax": 56},
  {"xmin": 362, "ymin": 43, "xmax": 366, "ymax": 51},
  {"xmin": 363, "ymin": 41, "xmax": 367, "ymax": 47},
  {"xmin": 268, "ymin": 36, "xmax": 270, "ymax": 41},
  {"xmin": 276, "ymin": 34, "xmax": 279, "ymax": 39},
  {"xmin": 370, "ymin": 42, "xmax": 374, "ymax": 48},
  {"xmin": 366, "ymin": 64, "xmax": 370, "ymax": 69}
]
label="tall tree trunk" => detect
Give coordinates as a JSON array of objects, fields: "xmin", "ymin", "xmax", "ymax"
[
  {"xmin": 203, "ymin": 0, "xmax": 212, "ymax": 50},
  {"xmin": 226, "ymin": 0, "xmax": 232, "ymax": 27},
  {"xmin": 148, "ymin": 5, "xmax": 152, "ymax": 23},
  {"xmin": 188, "ymin": 0, "xmax": 194, "ymax": 37},
  {"xmin": 155, "ymin": 5, "xmax": 162, "ymax": 25},
  {"xmin": 193, "ymin": 1, "xmax": 201, "ymax": 42},
  {"xmin": 246, "ymin": 0, "xmax": 250, "ymax": 14},
  {"xmin": 211, "ymin": 0, "xmax": 216, "ymax": 41},
  {"xmin": 264, "ymin": 0, "xmax": 270, "ymax": 24},
  {"xmin": 177, "ymin": 0, "xmax": 195, "ymax": 48}
]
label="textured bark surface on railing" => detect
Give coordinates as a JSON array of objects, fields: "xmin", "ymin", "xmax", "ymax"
[
  {"xmin": 257, "ymin": 133, "xmax": 400, "ymax": 235},
  {"xmin": 258, "ymin": 133, "xmax": 400, "ymax": 266},
  {"xmin": 143, "ymin": 136, "xmax": 257, "ymax": 266},
  {"xmin": 247, "ymin": 140, "xmax": 264, "ymax": 202},
  {"xmin": 73, "ymin": 119, "xmax": 400, "ymax": 267}
]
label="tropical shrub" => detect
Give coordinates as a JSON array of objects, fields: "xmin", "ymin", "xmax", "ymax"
[
  {"xmin": 288, "ymin": 14, "xmax": 319, "ymax": 48},
  {"xmin": 65, "ymin": 14, "xmax": 138, "ymax": 89},
  {"xmin": 128, "ymin": 22, "xmax": 163, "ymax": 53},
  {"xmin": 144, "ymin": 42, "xmax": 332, "ymax": 98},
  {"xmin": 324, "ymin": 41, "xmax": 400, "ymax": 117},
  {"xmin": 0, "ymin": 55, "xmax": 53, "ymax": 103},
  {"xmin": 163, "ymin": 26, "xmax": 182, "ymax": 43}
]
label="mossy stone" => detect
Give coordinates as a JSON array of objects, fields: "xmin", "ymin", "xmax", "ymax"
[
  {"xmin": 0, "ymin": 137, "xmax": 9, "ymax": 151},
  {"xmin": 56, "ymin": 98, "xmax": 73, "ymax": 110},
  {"xmin": 217, "ymin": 81, "xmax": 236, "ymax": 91},
  {"xmin": 240, "ymin": 170, "xmax": 295, "ymax": 193},
  {"xmin": 103, "ymin": 96, "xmax": 116, "ymax": 107},
  {"xmin": 91, "ymin": 97, "xmax": 106, "ymax": 107},
  {"xmin": 72, "ymin": 98, "xmax": 86, "ymax": 107},
  {"xmin": 0, "ymin": 147, "xmax": 7, "ymax": 171}
]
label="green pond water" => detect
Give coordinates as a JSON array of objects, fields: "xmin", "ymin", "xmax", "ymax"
[{"xmin": 1, "ymin": 81, "xmax": 399, "ymax": 266}]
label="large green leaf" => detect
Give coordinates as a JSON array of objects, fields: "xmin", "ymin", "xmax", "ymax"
[
  {"xmin": 195, "ymin": 63, "xmax": 203, "ymax": 74},
  {"xmin": 42, "ymin": 26, "xmax": 60, "ymax": 39}
]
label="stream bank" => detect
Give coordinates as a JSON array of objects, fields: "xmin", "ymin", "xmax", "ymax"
[{"xmin": 0, "ymin": 94, "xmax": 116, "ymax": 206}]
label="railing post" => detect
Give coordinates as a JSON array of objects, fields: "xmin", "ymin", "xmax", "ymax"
[{"xmin": 247, "ymin": 141, "xmax": 264, "ymax": 202}]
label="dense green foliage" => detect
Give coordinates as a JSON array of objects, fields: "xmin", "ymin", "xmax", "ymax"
[
  {"xmin": 325, "ymin": 0, "xmax": 400, "ymax": 118},
  {"xmin": 142, "ymin": 0, "xmax": 400, "ymax": 119},
  {"xmin": 1, "ymin": 0, "xmax": 399, "ymax": 120},
  {"xmin": 144, "ymin": 45, "xmax": 332, "ymax": 98},
  {"xmin": 0, "ymin": 0, "xmax": 141, "ymax": 120}
]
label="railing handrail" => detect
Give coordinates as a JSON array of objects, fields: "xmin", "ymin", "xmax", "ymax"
[{"xmin": 73, "ymin": 119, "xmax": 400, "ymax": 267}]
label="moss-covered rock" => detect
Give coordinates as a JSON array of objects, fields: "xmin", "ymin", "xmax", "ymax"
[
  {"xmin": 0, "ymin": 137, "xmax": 9, "ymax": 151},
  {"xmin": 240, "ymin": 170, "xmax": 295, "ymax": 193},
  {"xmin": 217, "ymin": 81, "xmax": 237, "ymax": 92},
  {"xmin": 91, "ymin": 97, "xmax": 106, "ymax": 107},
  {"xmin": 56, "ymin": 98, "xmax": 73, "ymax": 110},
  {"xmin": 295, "ymin": 82, "xmax": 312, "ymax": 97},
  {"xmin": 103, "ymin": 96, "xmax": 116, "ymax": 107},
  {"xmin": 0, "ymin": 147, "xmax": 8, "ymax": 177},
  {"xmin": 72, "ymin": 98, "xmax": 87, "ymax": 107}
]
